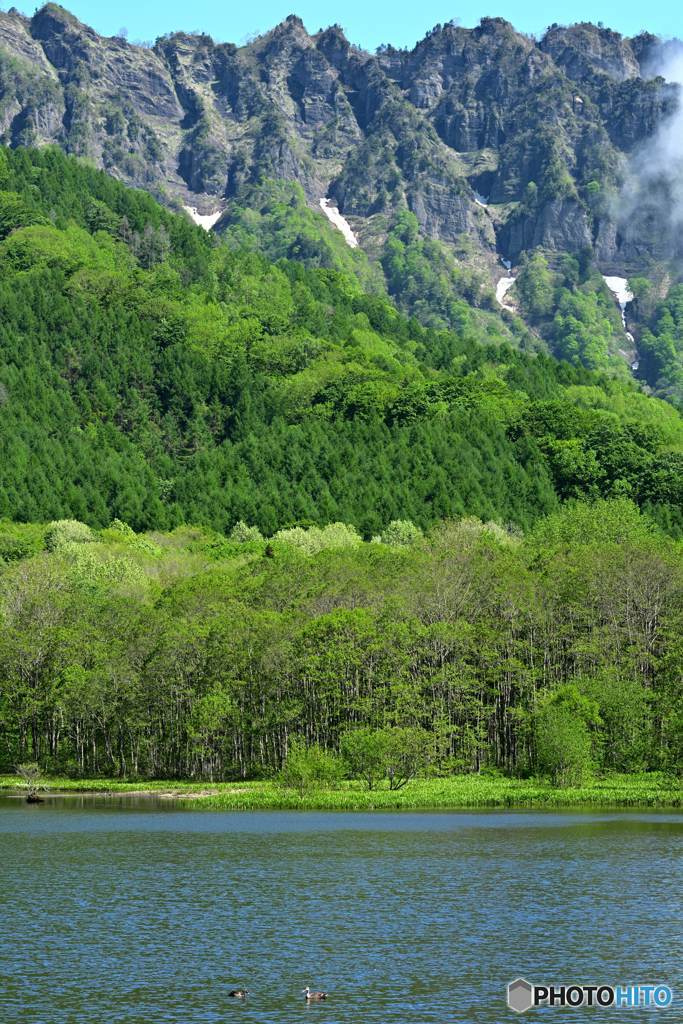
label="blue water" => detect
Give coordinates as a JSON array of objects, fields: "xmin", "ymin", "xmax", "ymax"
[{"xmin": 0, "ymin": 799, "xmax": 680, "ymax": 1022}]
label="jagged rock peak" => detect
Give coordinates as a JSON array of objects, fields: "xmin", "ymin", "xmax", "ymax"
[
  {"xmin": 410, "ymin": 16, "xmax": 534, "ymax": 62},
  {"xmin": 246, "ymin": 13, "xmax": 314, "ymax": 57},
  {"xmin": 0, "ymin": 2, "xmax": 681, "ymax": 278},
  {"xmin": 474, "ymin": 16, "xmax": 519, "ymax": 36},
  {"xmin": 156, "ymin": 30, "xmax": 216, "ymax": 51},
  {"xmin": 315, "ymin": 24, "xmax": 351, "ymax": 59},
  {"xmin": 315, "ymin": 24, "xmax": 349, "ymax": 45},
  {"xmin": 270, "ymin": 14, "xmax": 311, "ymax": 41},
  {"xmin": 541, "ymin": 22, "xmax": 640, "ymax": 81},
  {"xmin": 31, "ymin": 3, "xmax": 88, "ymax": 33},
  {"xmin": 631, "ymin": 32, "xmax": 660, "ymax": 72}
]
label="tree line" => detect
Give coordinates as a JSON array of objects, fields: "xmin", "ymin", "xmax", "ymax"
[{"xmin": 0, "ymin": 501, "xmax": 680, "ymax": 783}]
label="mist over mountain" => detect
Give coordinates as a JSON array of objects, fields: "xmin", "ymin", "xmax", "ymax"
[{"xmin": 618, "ymin": 40, "xmax": 683, "ymax": 246}]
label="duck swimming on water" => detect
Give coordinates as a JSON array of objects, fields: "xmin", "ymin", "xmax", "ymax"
[
  {"xmin": 302, "ymin": 986, "xmax": 328, "ymax": 1001},
  {"xmin": 228, "ymin": 989, "xmax": 248, "ymax": 998}
]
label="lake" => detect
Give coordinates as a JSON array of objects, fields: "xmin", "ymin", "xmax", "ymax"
[{"xmin": 0, "ymin": 798, "xmax": 680, "ymax": 1022}]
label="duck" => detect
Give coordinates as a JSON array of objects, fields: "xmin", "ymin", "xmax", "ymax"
[
  {"xmin": 228, "ymin": 989, "xmax": 248, "ymax": 998},
  {"xmin": 302, "ymin": 986, "xmax": 328, "ymax": 1001}
]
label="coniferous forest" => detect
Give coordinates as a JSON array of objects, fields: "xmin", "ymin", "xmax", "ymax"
[
  {"xmin": 1, "ymin": 146, "xmax": 683, "ymax": 537},
  {"xmin": 0, "ymin": 145, "xmax": 681, "ymax": 783}
]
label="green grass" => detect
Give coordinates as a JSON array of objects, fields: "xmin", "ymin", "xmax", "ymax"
[{"xmin": 1, "ymin": 773, "xmax": 680, "ymax": 810}]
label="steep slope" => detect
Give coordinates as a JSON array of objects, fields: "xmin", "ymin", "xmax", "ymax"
[
  {"xmin": 1, "ymin": 145, "xmax": 683, "ymax": 535},
  {"xmin": 4, "ymin": 9, "xmax": 683, "ymax": 394},
  {"xmin": 0, "ymin": 7, "xmax": 679, "ymax": 273}
]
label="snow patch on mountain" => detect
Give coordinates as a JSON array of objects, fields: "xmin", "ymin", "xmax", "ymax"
[
  {"xmin": 496, "ymin": 276, "xmax": 516, "ymax": 310},
  {"xmin": 183, "ymin": 206, "xmax": 223, "ymax": 231},
  {"xmin": 319, "ymin": 199, "xmax": 358, "ymax": 248},
  {"xmin": 603, "ymin": 275, "xmax": 634, "ymax": 319},
  {"xmin": 603, "ymin": 275, "xmax": 640, "ymax": 371}
]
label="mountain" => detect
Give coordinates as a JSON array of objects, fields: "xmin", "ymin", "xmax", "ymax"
[
  {"xmin": 3, "ymin": 5, "xmax": 683, "ymax": 398},
  {"xmin": 0, "ymin": 8, "xmax": 680, "ymax": 278},
  {"xmin": 1, "ymin": 144, "xmax": 683, "ymax": 537},
  {"xmin": 1, "ymin": 9, "xmax": 683, "ymax": 535}
]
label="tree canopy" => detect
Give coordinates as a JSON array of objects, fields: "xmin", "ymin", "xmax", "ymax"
[{"xmin": 0, "ymin": 146, "xmax": 682, "ymax": 537}]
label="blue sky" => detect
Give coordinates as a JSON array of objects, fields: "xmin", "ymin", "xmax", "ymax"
[{"xmin": 1, "ymin": 1, "xmax": 681, "ymax": 50}]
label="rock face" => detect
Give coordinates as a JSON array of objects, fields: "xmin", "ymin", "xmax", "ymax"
[
  {"xmin": 541, "ymin": 22, "xmax": 641, "ymax": 82},
  {"xmin": 0, "ymin": 4, "xmax": 680, "ymax": 275}
]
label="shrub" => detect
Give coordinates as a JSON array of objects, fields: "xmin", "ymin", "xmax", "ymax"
[
  {"xmin": 376, "ymin": 520, "xmax": 422, "ymax": 546},
  {"xmin": 0, "ymin": 521, "xmax": 44, "ymax": 562},
  {"xmin": 278, "ymin": 739, "xmax": 344, "ymax": 796},
  {"xmin": 45, "ymin": 519, "xmax": 94, "ymax": 551},
  {"xmin": 342, "ymin": 726, "xmax": 431, "ymax": 789},
  {"xmin": 274, "ymin": 522, "xmax": 362, "ymax": 555},
  {"xmin": 16, "ymin": 762, "xmax": 44, "ymax": 799},
  {"xmin": 230, "ymin": 520, "xmax": 264, "ymax": 543},
  {"xmin": 109, "ymin": 518, "xmax": 136, "ymax": 538},
  {"xmin": 535, "ymin": 685, "xmax": 600, "ymax": 786}
]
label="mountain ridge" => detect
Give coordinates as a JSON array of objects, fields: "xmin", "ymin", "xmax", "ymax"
[
  {"xmin": 1, "ymin": 5, "xmax": 680, "ymax": 278},
  {"xmin": 4, "ymin": 7, "xmax": 683, "ymax": 401}
]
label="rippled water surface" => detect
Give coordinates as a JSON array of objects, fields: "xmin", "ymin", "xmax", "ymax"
[{"xmin": 0, "ymin": 798, "xmax": 681, "ymax": 1023}]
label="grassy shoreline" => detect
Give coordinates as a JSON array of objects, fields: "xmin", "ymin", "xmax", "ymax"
[{"xmin": 0, "ymin": 773, "xmax": 680, "ymax": 810}]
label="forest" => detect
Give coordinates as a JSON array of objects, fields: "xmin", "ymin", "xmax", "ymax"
[
  {"xmin": 0, "ymin": 146, "xmax": 682, "ymax": 786},
  {"xmin": 1, "ymin": 146, "xmax": 683, "ymax": 537},
  {"xmin": 0, "ymin": 500, "xmax": 681, "ymax": 783}
]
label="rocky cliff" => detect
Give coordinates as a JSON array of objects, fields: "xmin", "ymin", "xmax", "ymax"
[{"xmin": 0, "ymin": 4, "xmax": 681, "ymax": 280}]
